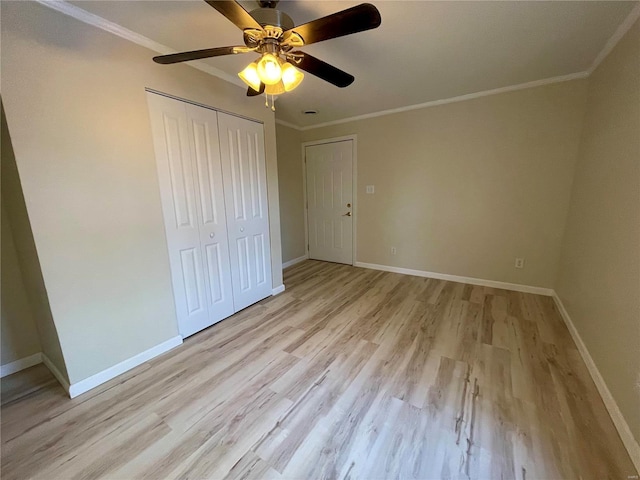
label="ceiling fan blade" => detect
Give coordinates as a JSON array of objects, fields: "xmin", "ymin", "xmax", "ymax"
[
  {"xmin": 204, "ymin": 1, "xmax": 264, "ymax": 32},
  {"xmin": 153, "ymin": 46, "xmax": 250, "ymax": 64},
  {"xmin": 247, "ymin": 83, "xmax": 266, "ymax": 96},
  {"xmin": 284, "ymin": 3, "xmax": 381, "ymax": 46},
  {"xmin": 290, "ymin": 52, "xmax": 354, "ymax": 88}
]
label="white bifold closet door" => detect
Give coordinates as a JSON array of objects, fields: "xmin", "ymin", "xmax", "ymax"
[
  {"xmin": 218, "ymin": 112, "xmax": 272, "ymax": 312},
  {"xmin": 147, "ymin": 93, "xmax": 271, "ymax": 338}
]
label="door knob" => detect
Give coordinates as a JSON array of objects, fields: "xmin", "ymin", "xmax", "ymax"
[
  {"xmin": 342, "ymin": 212, "xmax": 351, "ymax": 216},
  {"xmin": 240, "ymin": 227, "xmax": 245, "ymax": 232},
  {"xmin": 209, "ymin": 233, "xmax": 215, "ymax": 238}
]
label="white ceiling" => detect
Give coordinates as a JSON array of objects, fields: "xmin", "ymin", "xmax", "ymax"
[{"xmin": 66, "ymin": 1, "xmax": 637, "ymax": 128}]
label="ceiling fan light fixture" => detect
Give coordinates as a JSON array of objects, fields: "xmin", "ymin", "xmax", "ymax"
[
  {"xmin": 265, "ymin": 80, "xmax": 285, "ymax": 96},
  {"xmin": 281, "ymin": 62, "xmax": 304, "ymax": 92},
  {"xmin": 256, "ymin": 53, "xmax": 282, "ymax": 85},
  {"xmin": 238, "ymin": 61, "xmax": 261, "ymax": 91}
]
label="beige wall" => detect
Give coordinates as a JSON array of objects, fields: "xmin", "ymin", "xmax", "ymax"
[
  {"xmin": 556, "ymin": 19, "xmax": 640, "ymax": 442},
  {"xmin": 2, "ymin": 104, "xmax": 68, "ymax": 378},
  {"xmin": 276, "ymin": 124, "xmax": 305, "ymax": 263},
  {"xmin": 300, "ymin": 80, "xmax": 587, "ymax": 288},
  {"xmin": 1, "ymin": 1, "xmax": 282, "ymax": 385},
  {"xmin": 1, "ymin": 201, "xmax": 42, "ymax": 366}
]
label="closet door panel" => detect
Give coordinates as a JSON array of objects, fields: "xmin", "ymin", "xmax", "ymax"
[
  {"xmin": 147, "ymin": 93, "xmax": 210, "ymax": 337},
  {"xmin": 218, "ymin": 112, "xmax": 272, "ymax": 312},
  {"xmin": 180, "ymin": 248, "xmax": 207, "ymax": 315},
  {"xmin": 185, "ymin": 104, "xmax": 235, "ymax": 326}
]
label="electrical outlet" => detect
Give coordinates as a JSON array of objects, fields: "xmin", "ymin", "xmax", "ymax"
[
  {"xmin": 391, "ymin": 246, "xmax": 397, "ymax": 255},
  {"xmin": 366, "ymin": 185, "xmax": 375, "ymax": 194},
  {"xmin": 515, "ymin": 257, "xmax": 525, "ymax": 269}
]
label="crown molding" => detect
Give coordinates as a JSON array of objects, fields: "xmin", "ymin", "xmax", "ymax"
[
  {"xmin": 295, "ymin": 71, "xmax": 588, "ymax": 131},
  {"xmin": 34, "ymin": 0, "xmax": 246, "ymax": 89},
  {"xmin": 280, "ymin": 3, "xmax": 640, "ymax": 131},
  {"xmin": 34, "ymin": 0, "xmax": 638, "ymax": 132},
  {"xmin": 275, "ymin": 119, "xmax": 304, "ymax": 131},
  {"xmin": 588, "ymin": 1, "xmax": 640, "ymax": 75}
]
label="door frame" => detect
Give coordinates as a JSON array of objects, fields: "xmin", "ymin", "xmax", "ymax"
[{"xmin": 301, "ymin": 135, "xmax": 357, "ymax": 266}]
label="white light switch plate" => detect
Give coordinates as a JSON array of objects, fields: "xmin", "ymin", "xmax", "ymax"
[{"xmin": 366, "ymin": 185, "xmax": 375, "ymax": 194}]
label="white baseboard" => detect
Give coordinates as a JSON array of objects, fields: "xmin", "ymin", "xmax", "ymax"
[
  {"xmin": 42, "ymin": 353, "xmax": 71, "ymax": 393},
  {"xmin": 552, "ymin": 293, "xmax": 640, "ymax": 472},
  {"xmin": 271, "ymin": 284, "xmax": 286, "ymax": 295},
  {"xmin": 355, "ymin": 262, "xmax": 554, "ymax": 296},
  {"xmin": 1, "ymin": 352, "xmax": 43, "ymax": 378},
  {"xmin": 67, "ymin": 335, "xmax": 183, "ymax": 398},
  {"xmin": 282, "ymin": 254, "xmax": 309, "ymax": 269}
]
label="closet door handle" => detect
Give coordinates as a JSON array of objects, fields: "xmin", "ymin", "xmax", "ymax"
[
  {"xmin": 240, "ymin": 227, "xmax": 245, "ymax": 233},
  {"xmin": 209, "ymin": 233, "xmax": 215, "ymax": 238}
]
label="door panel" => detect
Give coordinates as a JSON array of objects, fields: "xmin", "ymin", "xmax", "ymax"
[
  {"xmin": 180, "ymin": 247, "xmax": 206, "ymax": 314},
  {"xmin": 306, "ymin": 141, "xmax": 353, "ymax": 264},
  {"xmin": 237, "ymin": 236, "xmax": 250, "ymax": 291},
  {"xmin": 162, "ymin": 115, "xmax": 197, "ymax": 230},
  {"xmin": 185, "ymin": 104, "xmax": 235, "ymax": 328},
  {"xmin": 148, "ymin": 94, "xmax": 210, "ymax": 337},
  {"xmin": 147, "ymin": 93, "xmax": 234, "ymax": 338},
  {"xmin": 204, "ymin": 243, "xmax": 224, "ymax": 303},
  {"xmin": 218, "ymin": 112, "xmax": 272, "ymax": 312},
  {"xmin": 253, "ymin": 233, "xmax": 267, "ymax": 284},
  {"xmin": 191, "ymin": 120, "xmax": 219, "ymax": 226}
]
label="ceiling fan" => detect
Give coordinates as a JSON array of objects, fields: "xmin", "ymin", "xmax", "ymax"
[{"xmin": 153, "ymin": 1, "xmax": 382, "ymax": 107}]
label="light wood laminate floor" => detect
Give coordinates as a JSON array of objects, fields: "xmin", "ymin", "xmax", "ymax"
[{"xmin": 1, "ymin": 260, "xmax": 636, "ymax": 479}]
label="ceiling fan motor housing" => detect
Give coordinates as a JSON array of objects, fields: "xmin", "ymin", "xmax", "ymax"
[
  {"xmin": 244, "ymin": 7, "xmax": 302, "ymax": 53},
  {"xmin": 250, "ymin": 8, "xmax": 294, "ymax": 31},
  {"xmin": 257, "ymin": 0, "xmax": 279, "ymax": 8}
]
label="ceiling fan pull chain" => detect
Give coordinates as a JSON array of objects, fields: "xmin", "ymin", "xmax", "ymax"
[{"xmin": 264, "ymin": 93, "xmax": 276, "ymax": 111}]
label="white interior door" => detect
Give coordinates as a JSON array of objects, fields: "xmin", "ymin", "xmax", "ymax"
[
  {"xmin": 184, "ymin": 103, "xmax": 235, "ymax": 330},
  {"xmin": 306, "ymin": 141, "xmax": 353, "ymax": 265},
  {"xmin": 217, "ymin": 112, "xmax": 272, "ymax": 312},
  {"xmin": 147, "ymin": 93, "xmax": 234, "ymax": 338}
]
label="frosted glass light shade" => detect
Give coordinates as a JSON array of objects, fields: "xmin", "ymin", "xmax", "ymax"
[
  {"xmin": 238, "ymin": 62, "xmax": 261, "ymax": 91},
  {"xmin": 256, "ymin": 53, "xmax": 282, "ymax": 85},
  {"xmin": 265, "ymin": 80, "xmax": 285, "ymax": 95},
  {"xmin": 281, "ymin": 62, "xmax": 304, "ymax": 92}
]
